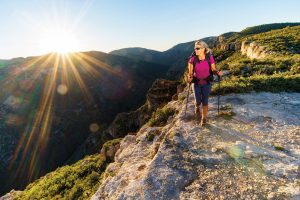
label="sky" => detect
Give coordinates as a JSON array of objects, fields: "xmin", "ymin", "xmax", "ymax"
[{"xmin": 0, "ymin": 0, "xmax": 299, "ymax": 59}]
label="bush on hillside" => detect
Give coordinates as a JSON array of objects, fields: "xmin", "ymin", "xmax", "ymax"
[
  {"xmin": 14, "ymin": 137, "xmax": 124, "ymax": 200},
  {"xmin": 149, "ymin": 107, "xmax": 176, "ymax": 127}
]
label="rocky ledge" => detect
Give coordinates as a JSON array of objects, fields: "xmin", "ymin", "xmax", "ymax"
[{"xmin": 91, "ymin": 86, "xmax": 300, "ymax": 199}]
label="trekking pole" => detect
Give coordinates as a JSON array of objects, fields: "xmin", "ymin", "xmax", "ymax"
[
  {"xmin": 217, "ymin": 75, "xmax": 221, "ymax": 115},
  {"xmin": 184, "ymin": 82, "xmax": 191, "ymax": 118}
]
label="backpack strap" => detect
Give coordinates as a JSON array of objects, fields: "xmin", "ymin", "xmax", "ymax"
[
  {"xmin": 205, "ymin": 53, "xmax": 213, "ymax": 76},
  {"xmin": 192, "ymin": 55, "xmax": 198, "ymax": 76}
]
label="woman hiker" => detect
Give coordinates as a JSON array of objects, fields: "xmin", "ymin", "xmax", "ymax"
[{"xmin": 188, "ymin": 40, "xmax": 223, "ymax": 127}]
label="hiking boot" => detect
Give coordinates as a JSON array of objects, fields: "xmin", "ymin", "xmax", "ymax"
[
  {"xmin": 194, "ymin": 105, "xmax": 202, "ymax": 120},
  {"xmin": 199, "ymin": 117, "xmax": 208, "ymax": 127}
]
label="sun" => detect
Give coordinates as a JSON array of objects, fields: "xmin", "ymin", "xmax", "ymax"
[{"xmin": 38, "ymin": 28, "xmax": 80, "ymax": 54}]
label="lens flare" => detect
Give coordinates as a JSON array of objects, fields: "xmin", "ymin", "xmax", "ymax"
[
  {"xmin": 89, "ymin": 123, "xmax": 100, "ymax": 133},
  {"xmin": 57, "ymin": 84, "xmax": 68, "ymax": 95},
  {"xmin": 228, "ymin": 145, "xmax": 245, "ymax": 159}
]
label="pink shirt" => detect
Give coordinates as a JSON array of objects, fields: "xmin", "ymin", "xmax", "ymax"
[{"xmin": 189, "ymin": 55, "xmax": 215, "ymax": 84}]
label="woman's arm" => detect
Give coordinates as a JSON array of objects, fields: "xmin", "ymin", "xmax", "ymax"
[
  {"xmin": 188, "ymin": 62, "xmax": 193, "ymax": 77},
  {"xmin": 211, "ymin": 63, "xmax": 223, "ymax": 76}
]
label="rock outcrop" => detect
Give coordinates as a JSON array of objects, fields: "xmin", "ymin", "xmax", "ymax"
[
  {"xmin": 108, "ymin": 79, "xmax": 180, "ymax": 138},
  {"xmin": 218, "ymin": 42, "xmax": 242, "ymax": 51},
  {"xmin": 216, "ymin": 35, "xmax": 242, "ymax": 51},
  {"xmin": 216, "ymin": 38, "xmax": 271, "ymax": 60},
  {"xmin": 91, "ymin": 86, "xmax": 300, "ymax": 199},
  {"xmin": 0, "ymin": 190, "xmax": 21, "ymax": 200},
  {"xmin": 241, "ymin": 40, "xmax": 269, "ymax": 59},
  {"xmin": 216, "ymin": 36, "xmax": 272, "ymax": 60}
]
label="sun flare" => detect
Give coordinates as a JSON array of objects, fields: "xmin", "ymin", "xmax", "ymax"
[{"xmin": 39, "ymin": 28, "xmax": 80, "ymax": 54}]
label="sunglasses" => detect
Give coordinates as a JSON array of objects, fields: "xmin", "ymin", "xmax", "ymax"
[{"xmin": 194, "ymin": 47, "xmax": 204, "ymax": 50}]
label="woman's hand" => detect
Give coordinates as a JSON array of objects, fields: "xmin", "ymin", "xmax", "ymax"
[
  {"xmin": 217, "ymin": 70, "xmax": 223, "ymax": 76},
  {"xmin": 188, "ymin": 74, "xmax": 193, "ymax": 83}
]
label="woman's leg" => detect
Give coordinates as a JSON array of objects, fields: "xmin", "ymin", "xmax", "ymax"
[
  {"xmin": 192, "ymin": 83, "xmax": 201, "ymax": 115},
  {"xmin": 200, "ymin": 83, "xmax": 212, "ymax": 125}
]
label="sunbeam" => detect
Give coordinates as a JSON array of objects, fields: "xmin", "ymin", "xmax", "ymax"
[{"xmin": 5, "ymin": 48, "xmax": 122, "ymax": 186}]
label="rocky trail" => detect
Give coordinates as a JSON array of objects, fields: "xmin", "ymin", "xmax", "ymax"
[
  {"xmin": 180, "ymin": 91, "xmax": 299, "ymax": 199},
  {"xmin": 92, "ymin": 87, "xmax": 299, "ymax": 200}
]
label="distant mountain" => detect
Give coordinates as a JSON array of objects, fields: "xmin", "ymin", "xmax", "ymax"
[
  {"xmin": 110, "ymin": 47, "xmax": 164, "ymax": 64},
  {"xmin": 0, "ymin": 51, "xmax": 170, "ymax": 195},
  {"xmin": 219, "ymin": 31, "xmax": 238, "ymax": 38},
  {"xmin": 110, "ymin": 23, "xmax": 300, "ymax": 72},
  {"xmin": 110, "ymin": 36, "xmax": 219, "ymax": 79}
]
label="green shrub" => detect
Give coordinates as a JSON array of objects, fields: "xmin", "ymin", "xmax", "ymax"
[
  {"xmin": 146, "ymin": 132, "xmax": 156, "ymax": 141},
  {"xmin": 149, "ymin": 107, "xmax": 176, "ymax": 127},
  {"xmin": 274, "ymin": 145, "xmax": 286, "ymax": 151},
  {"xmin": 212, "ymin": 49, "xmax": 235, "ymax": 62},
  {"xmin": 102, "ymin": 138, "xmax": 123, "ymax": 152},
  {"xmin": 14, "ymin": 153, "xmax": 108, "ymax": 200}
]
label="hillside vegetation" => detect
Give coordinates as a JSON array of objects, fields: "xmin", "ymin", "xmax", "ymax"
[
  {"xmin": 13, "ymin": 138, "xmax": 122, "ymax": 200},
  {"xmin": 226, "ymin": 22, "xmax": 300, "ymax": 43},
  {"xmin": 209, "ymin": 25, "xmax": 300, "ymax": 94}
]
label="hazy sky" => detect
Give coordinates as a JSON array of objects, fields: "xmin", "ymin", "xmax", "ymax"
[{"xmin": 0, "ymin": 0, "xmax": 299, "ymax": 59}]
